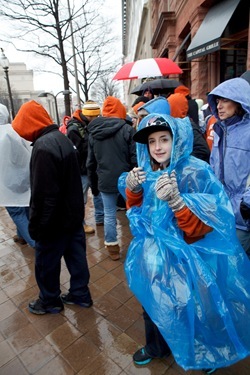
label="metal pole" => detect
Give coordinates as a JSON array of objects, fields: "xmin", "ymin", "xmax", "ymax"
[
  {"xmin": 53, "ymin": 96, "xmax": 60, "ymax": 125},
  {"xmin": 67, "ymin": 0, "xmax": 81, "ymax": 108},
  {"xmin": 3, "ymin": 67, "xmax": 15, "ymax": 120}
]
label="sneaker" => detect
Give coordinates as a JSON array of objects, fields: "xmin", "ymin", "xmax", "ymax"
[
  {"xmin": 60, "ymin": 293, "xmax": 93, "ymax": 308},
  {"xmin": 13, "ymin": 235, "xmax": 27, "ymax": 245},
  {"xmin": 203, "ymin": 369, "xmax": 217, "ymax": 374},
  {"xmin": 28, "ymin": 298, "xmax": 64, "ymax": 315},
  {"xmin": 133, "ymin": 347, "xmax": 153, "ymax": 366},
  {"xmin": 83, "ymin": 224, "xmax": 95, "ymax": 234}
]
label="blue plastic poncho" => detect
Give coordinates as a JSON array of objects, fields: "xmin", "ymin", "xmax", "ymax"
[{"xmin": 118, "ymin": 114, "xmax": 250, "ymax": 370}]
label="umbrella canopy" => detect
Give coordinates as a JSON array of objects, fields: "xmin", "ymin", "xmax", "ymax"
[
  {"xmin": 130, "ymin": 78, "xmax": 181, "ymax": 96},
  {"xmin": 113, "ymin": 58, "xmax": 182, "ymax": 80},
  {"xmin": 241, "ymin": 70, "xmax": 250, "ymax": 84}
]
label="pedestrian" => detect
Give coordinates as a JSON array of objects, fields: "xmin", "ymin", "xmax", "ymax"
[
  {"xmin": 87, "ymin": 96, "xmax": 137, "ymax": 260},
  {"xmin": 208, "ymin": 77, "xmax": 250, "ymax": 255},
  {"xmin": 118, "ymin": 113, "xmax": 250, "ymax": 373},
  {"xmin": 67, "ymin": 100, "xmax": 104, "ymax": 234},
  {"xmin": 0, "ymin": 103, "xmax": 35, "ymax": 248},
  {"xmin": 12, "ymin": 100, "xmax": 92, "ymax": 314}
]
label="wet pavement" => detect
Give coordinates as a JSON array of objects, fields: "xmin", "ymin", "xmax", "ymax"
[{"xmin": 0, "ymin": 198, "xmax": 250, "ymax": 375}]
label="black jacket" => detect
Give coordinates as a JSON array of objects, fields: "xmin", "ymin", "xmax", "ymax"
[
  {"xmin": 190, "ymin": 119, "xmax": 210, "ymax": 163},
  {"xmin": 29, "ymin": 125, "xmax": 84, "ymax": 241},
  {"xmin": 67, "ymin": 115, "xmax": 89, "ymax": 175},
  {"xmin": 87, "ymin": 117, "xmax": 137, "ymax": 193}
]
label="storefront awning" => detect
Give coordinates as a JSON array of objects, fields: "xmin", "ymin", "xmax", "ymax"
[{"xmin": 186, "ymin": 0, "xmax": 241, "ymax": 60}]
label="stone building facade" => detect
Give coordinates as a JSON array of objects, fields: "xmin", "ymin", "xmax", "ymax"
[{"xmin": 122, "ymin": 0, "xmax": 249, "ymax": 104}]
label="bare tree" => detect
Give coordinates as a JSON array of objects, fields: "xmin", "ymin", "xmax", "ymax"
[
  {"xmin": 90, "ymin": 76, "xmax": 121, "ymax": 104},
  {"xmin": 0, "ymin": 0, "xmax": 120, "ymax": 114}
]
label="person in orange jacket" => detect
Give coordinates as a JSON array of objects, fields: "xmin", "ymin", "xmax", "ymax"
[{"xmin": 118, "ymin": 113, "xmax": 250, "ymax": 373}]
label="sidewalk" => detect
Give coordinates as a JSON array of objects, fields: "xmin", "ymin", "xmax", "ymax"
[{"xmin": 0, "ymin": 199, "xmax": 250, "ymax": 375}]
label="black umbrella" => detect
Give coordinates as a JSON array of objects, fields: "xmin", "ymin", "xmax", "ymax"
[
  {"xmin": 130, "ymin": 78, "xmax": 181, "ymax": 96},
  {"xmin": 241, "ymin": 70, "xmax": 250, "ymax": 85}
]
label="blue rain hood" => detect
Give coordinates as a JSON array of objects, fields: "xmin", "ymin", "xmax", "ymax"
[
  {"xmin": 118, "ymin": 113, "xmax": 250, "ymax": 370},
  {"xmin": 139, "ymin": 96, "xmax": 170, "ymax": 115}
]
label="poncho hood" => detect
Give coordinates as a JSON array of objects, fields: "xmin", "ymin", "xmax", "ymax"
[
  {"xmin": 102, "ymin": 96, "xmax": 126, "ymax": 119},
  {"xmin": 12, "ymin": 100, "xmax": 53, "ymax": 142},
  {"xmin": 139, "ymin": 96, "xmax": 170, "ymax": 115}
]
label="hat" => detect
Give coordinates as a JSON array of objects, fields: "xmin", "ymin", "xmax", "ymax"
[
  {"xmin": 133, "ymin": 115, "xmax": 172, "ymax": 144},
  {"xmin": 168, "ymin": 93, "xmax": 188, "ymax": 118},
  {"xmin": 82, "ymin": 101, "xmax": 101, "ymax": 116}
]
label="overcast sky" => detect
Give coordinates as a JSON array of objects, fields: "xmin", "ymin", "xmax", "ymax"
[{"xmin": 1, "ymin": 0, "xmax": 122, "ymax": 94}]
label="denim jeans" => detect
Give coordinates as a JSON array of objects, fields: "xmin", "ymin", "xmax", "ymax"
[
  {"xmin": 6, "ymin": 206, "xmax": 35, "ymax": 248},
  {"xmin": 81, "ymin": 174, "xmax": 89, "ymax": 205},
  {"xmin": 236, "ymin": 228, "xmax": 250, "ymax": 257},
  {"xmin": 100, "ymin": 192, "xmax": 119, "ymax": 244},
  {"xmin": 93, "ymin": 193, "xmax": 104, "ymax": 224},
  {"xmin": 143, "ymin": 308, "xmax": 171, "ymax": 357},
  {"xmin": 35, "ymin": 226, "xmax": 91, "ymax": 306}
]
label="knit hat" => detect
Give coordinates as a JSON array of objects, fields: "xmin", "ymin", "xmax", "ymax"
[
  {"xmin": 82, "ymin": 101, "xmax": 101, "ymax": 117},
  {"xmin": 102, "ymin": 96, "xmax": 126, "ymax": 119},
  {"xmin": 168, "ymin": 93, "xmax": 188, "ymax": 118}
]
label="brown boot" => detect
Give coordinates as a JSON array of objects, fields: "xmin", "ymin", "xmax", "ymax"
[
  {"xmin": 84, "ymin": 225, "xmax": 95, "ymax": 234},
  {"xmin": 106, "ymin": 244, "xmax": 120, "ymax": 261}
]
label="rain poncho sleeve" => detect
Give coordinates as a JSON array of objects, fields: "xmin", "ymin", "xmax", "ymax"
[{"xmin": 118, "ymin": 114, "xmax": 250, "ymax": 371}]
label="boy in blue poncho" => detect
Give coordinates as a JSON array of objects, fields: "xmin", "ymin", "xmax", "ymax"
[{"xmin": 118, "ymin": 114, "xmax": 250, "ymax": 373}]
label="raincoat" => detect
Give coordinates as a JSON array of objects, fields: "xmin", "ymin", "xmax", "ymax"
[
  {"xmin": 208, "ymin": 77, "xmax": 250, "ymax": 231},
  {"xmin": 118, "ymin": 113, "xmax": 250, "ymax": 370},
  {"xmin": 0, "ymin": 104, "xmax": 31, "ymax": 206}
]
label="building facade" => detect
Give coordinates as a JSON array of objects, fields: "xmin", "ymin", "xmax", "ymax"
[{"xmin": 122, "ymin": 0, "xmax": 249, "ymax": 104}]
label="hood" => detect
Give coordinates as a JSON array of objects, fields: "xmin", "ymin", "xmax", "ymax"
[
  {"xmin": 139, "ymin": 96, "xmax": 170, "ymax": 115},
  {"xmin": 174, "ymin": 85, "xmax": 190, "ymax": 97},
  {"xmin": 135, "ymin": 113, "xmax": 193, "ymax": 172},
  {"xmin": 133, "ymin": 101, "xmax": 146, "ymax": 114},
  {"xmin": 71, "ymin": 109, "xmax": 89, "ymax": 124},
  {"xmin": 168, "ymin": 93, "xmax": 188, "ymax": 118},
  {"xmin": 88, "ymin": 116, "xmax": 125, "ymax": 141},
  {"xmin": 102, "ymin": 96, "xmax": 126, "ymax": 119},
  {"xmin": 208, "ymin": 77, "xmax": 250, "ymax": 119},
  {"xmin": 12, "ymin": 100, "xmax": 53, "ymax": 142},
  {"xmin": 0, "ymin": 103, "xmax": 10, "ymax": 125}
]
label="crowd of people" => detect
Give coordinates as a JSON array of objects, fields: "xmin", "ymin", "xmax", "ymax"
[{"xmin": 0, "ymin": 73, "xmax": 250, "ymax": 374}]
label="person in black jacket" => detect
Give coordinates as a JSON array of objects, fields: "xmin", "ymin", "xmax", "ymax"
[
  {"xmin": 12, "ymin": 100, "xmax": 92, "ymax": 315},
  {"xmin": 87, "ymin": 96, "xmax": 137, "ymax": 260},
  {"xmin": 67, "ymin": 102, "xmax": 104, "ymax": 234}
]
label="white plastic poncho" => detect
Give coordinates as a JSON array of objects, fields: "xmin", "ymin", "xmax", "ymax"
[
  {"xmin": 118, "ymin": 114, "xmax": 250, "ymax": 371},
  {"xmin": 0, "ymin": 104, "xmax": 31, "ymax": 206}
]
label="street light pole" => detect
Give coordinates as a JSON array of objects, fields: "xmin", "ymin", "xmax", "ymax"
[
  {"xmin": 0, "ymin": 48, "xmax": 15, "ymax": 120},
  {"xmin": 38, "ymin": 90, "xmax": 71, "ymax": 125}
]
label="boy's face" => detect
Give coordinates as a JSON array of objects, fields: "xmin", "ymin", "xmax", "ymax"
[{"xmin": 148, "ymin": 130, "xmax": 172, "ymax": 168}]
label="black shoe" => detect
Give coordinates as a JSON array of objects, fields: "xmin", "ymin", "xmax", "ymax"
[
  {"xmin": 28, "ymin": 298, "xmax": 64, "ymax": 315},
  {"xmin": 60, "ymin": 293, "xmax": 93, "ymax": 308},
  {"xmin": 203, "ymin": 369, "xmax": 217, "ymax": 374},
  {"xmin": 133, "ymin": 347, "xmax": 153, "ymax": 365}
]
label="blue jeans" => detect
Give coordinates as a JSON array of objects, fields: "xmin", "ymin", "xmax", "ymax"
[
  {"xmin": 143, "ymin": 308, "xmax": 171, "ymax": 357},
  {"xmin": 81, "ymin": 175, "xmax": 89, "ymax": 205},
  {"xmin": 93, "ymin": 193, "xmax": 104, "ymax": 224},
  {"xmin": 35, "ymin": 226, "xmax": 91, "ymax": 306},
  {"xmin": 6, "ymin": 206, "xmax": 35, "ymax": 248},
  {"xmin": 100, "ymin": 192, "xmax": 119, "ymax": 244}
]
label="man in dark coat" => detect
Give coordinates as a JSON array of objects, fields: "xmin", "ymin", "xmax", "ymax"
[
  {"xmin": 12, "ymin": 100, "xmax": 92, "ymax": 314},
  {"xmin": 87, "ymin": 96, "xmax": 137, "ymax": 260}
]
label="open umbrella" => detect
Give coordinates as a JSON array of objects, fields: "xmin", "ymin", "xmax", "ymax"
[
  {"xmin": 130, "ymin": 78, "xmax": 181, "ymax": 96},
  {"xmin": 113, "ymin": 58, "xmax": 182, "ymax": 80}
]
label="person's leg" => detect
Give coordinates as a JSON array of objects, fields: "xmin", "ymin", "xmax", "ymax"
[
  {"xmin": 81, "ymin": 175, "xmax": 95, "ymax": 233},
  {"xmin": 6, "ymin": 206, "xmax": 35, "ymax": 248},
  {"xmin": 29, "ymin": 236, "xmax": 65, "ymax": 314},
  {"xmin": 93, "ymin": 193, "xmax": 104, "ymax": 224},
  {"xmin": 133, "ymin": 308, "xmax": 171, "ymax": 365},
  {"xmin": 101, "ymin": 192, "xmax": 120, "ymax": 260},
  {"xmin": 236, "ymin": 229, "xmax": 250, "ymax": 257},
  {"xmin": 63, "ymin": 227, "xmax": 92, "ymax": 304}
]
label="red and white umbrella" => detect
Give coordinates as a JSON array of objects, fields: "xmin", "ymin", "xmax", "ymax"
[{"xmin": 113, "ymin": 58, "xmax": 182, "ymax": 80}]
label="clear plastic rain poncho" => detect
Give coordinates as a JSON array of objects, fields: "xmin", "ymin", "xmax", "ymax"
[
  {"xmin": 0, "ymin": 119, "xmax": 31, "ymax": 206},
  {"xmin": 118, "ymin": 113, "xmax": 250, "ymax": 370}
]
